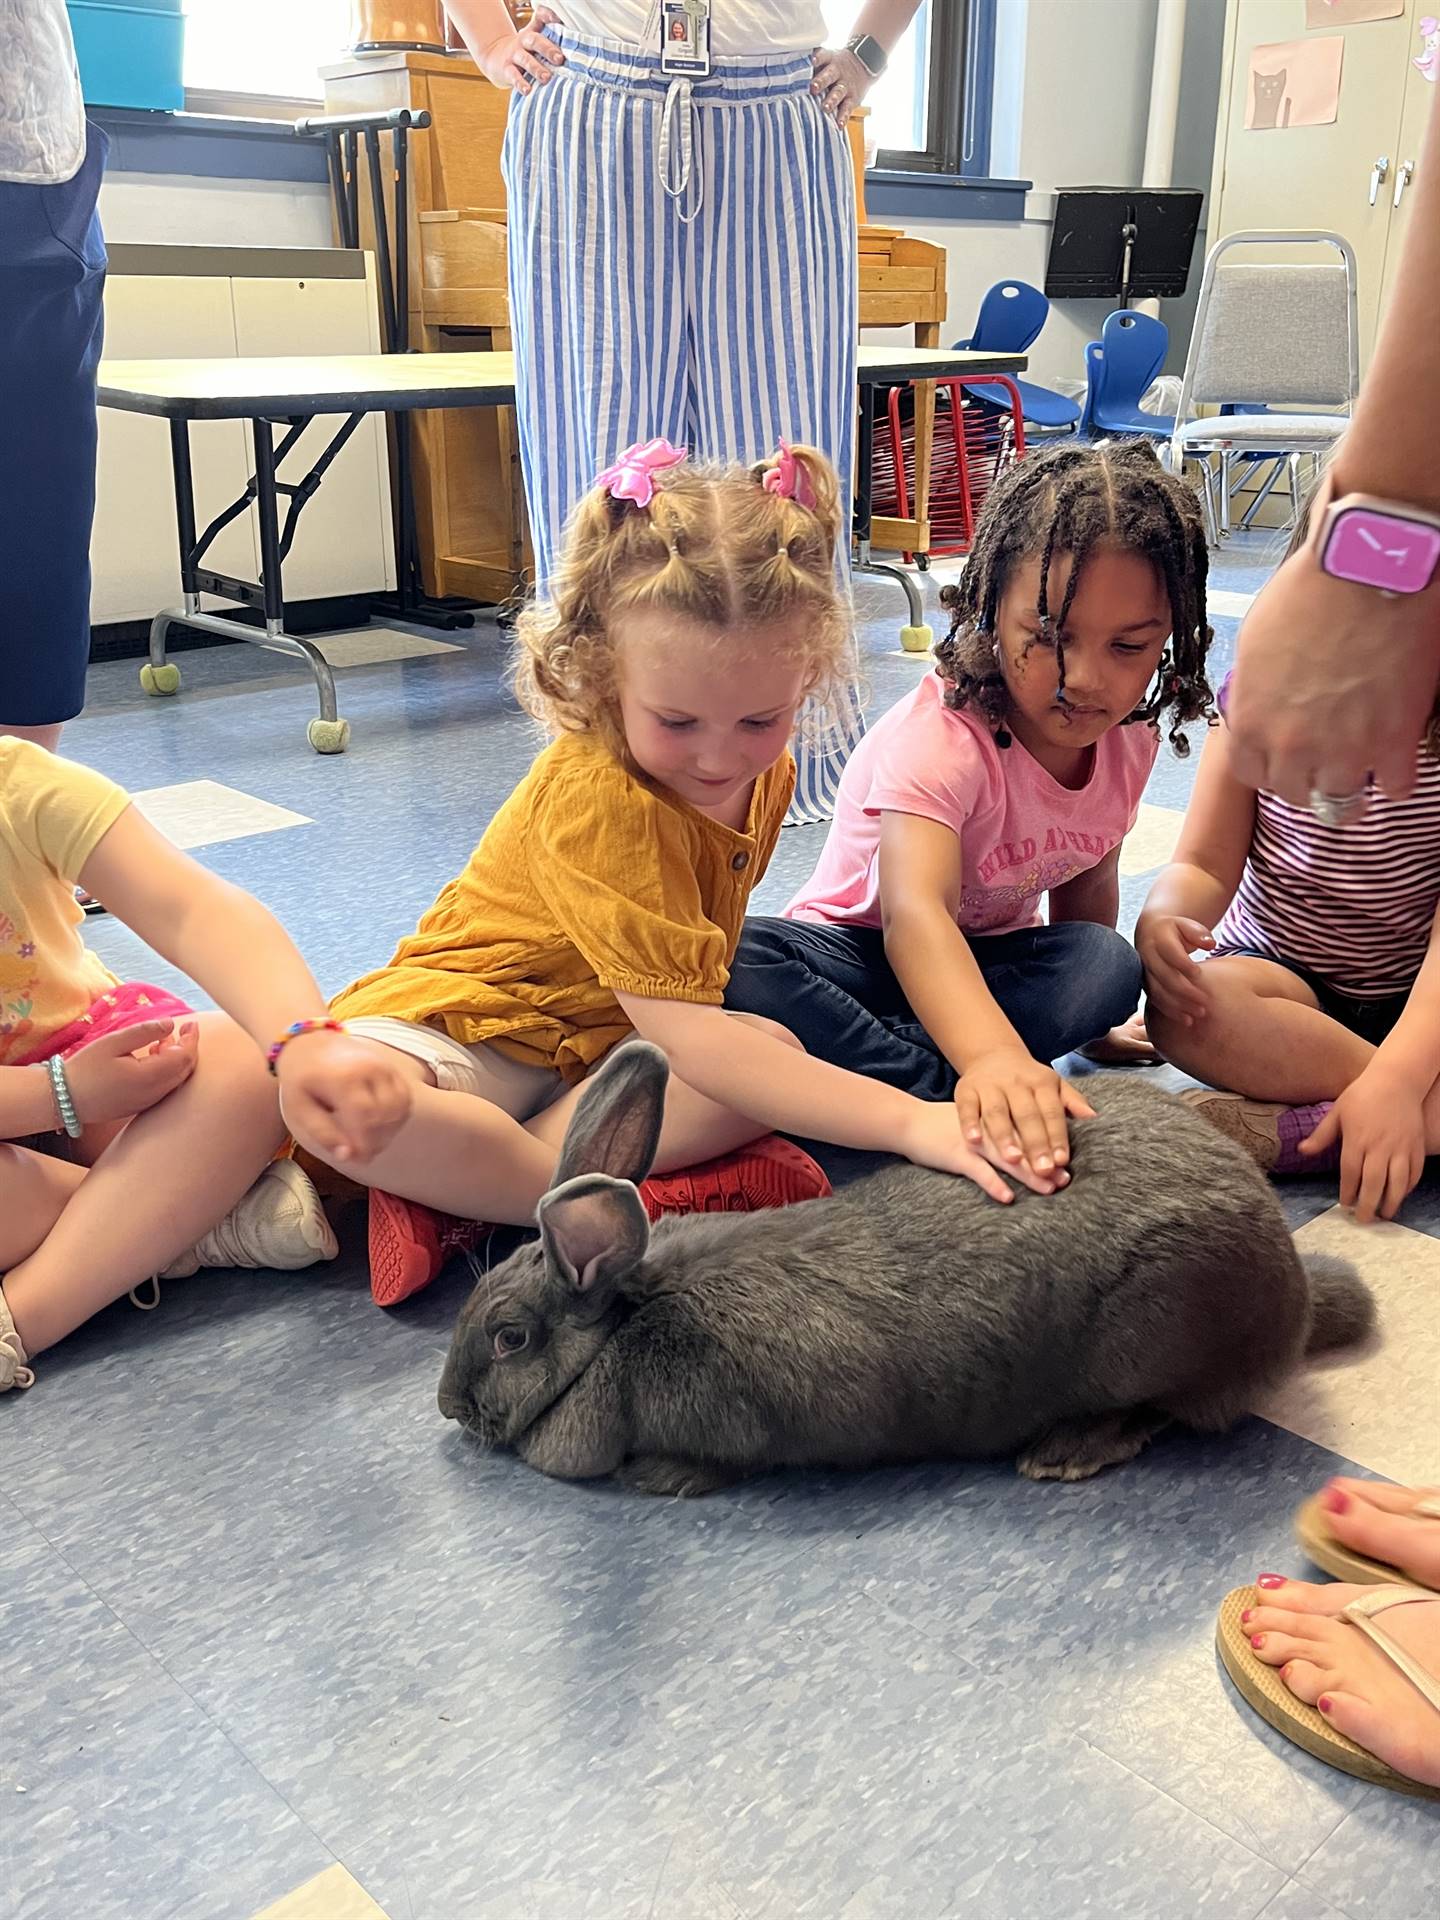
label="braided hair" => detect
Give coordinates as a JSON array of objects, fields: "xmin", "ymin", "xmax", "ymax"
[{"xmin": 934, "ymin": 437, "xmax": 1214, "ymax": 754}]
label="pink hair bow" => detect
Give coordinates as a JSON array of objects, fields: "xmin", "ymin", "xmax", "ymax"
[
  {"xmin": 763, "ymin": 441, "xmax": 817, "ymax": 510},
  {"xmin": 594, "ymin": 438, "xmax": 687, "ymax": 509}
]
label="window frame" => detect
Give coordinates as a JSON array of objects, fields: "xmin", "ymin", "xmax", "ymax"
[{"xmin": 871, "ymin": 0, "xmax": 995, "ymax": 183}]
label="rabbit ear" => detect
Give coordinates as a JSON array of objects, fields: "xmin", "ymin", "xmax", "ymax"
[
  {"xmin": 552, "ymin": 1041, "xmax": 668, "ymax": 1188},
  {"xmin": 538, "ymin": 1173, "xmax": 651, "ymax": 1300}
]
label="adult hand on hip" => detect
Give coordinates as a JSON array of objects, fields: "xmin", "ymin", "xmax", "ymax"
[
  {"xmin": 474, "ymin": 5, "xmax": 564, "ymax": 92},
  {"xmin": 1225, "ymin": 547, "xmax": 1440, "ymax": 806},
  {"xmin": 811, "ymin": 46, "xmax": 874, "ymax": 126}
]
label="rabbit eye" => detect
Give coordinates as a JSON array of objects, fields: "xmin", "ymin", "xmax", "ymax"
[{"xmin": 494, "ymin": 1324, "xmax": 529, "ymax": 1358}]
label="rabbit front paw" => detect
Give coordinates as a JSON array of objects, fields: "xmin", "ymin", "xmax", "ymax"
[
  {"xmin": 517, "ymin": 1404, "xmax": 626, "ymax": 1481},
  {"xmin": 617, "ymin": 1455, "xmax": 744, "ymax": 1498}
]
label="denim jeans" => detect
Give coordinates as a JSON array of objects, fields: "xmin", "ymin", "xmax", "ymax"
[{"xmin": 725, "ymin": 917, "xmax": 1143, "ymax": 1100}]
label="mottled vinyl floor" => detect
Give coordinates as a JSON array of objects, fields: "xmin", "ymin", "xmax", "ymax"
[{"xmin": 5, "ymin": 534, "xmax": 1437, "ymax": 1919}]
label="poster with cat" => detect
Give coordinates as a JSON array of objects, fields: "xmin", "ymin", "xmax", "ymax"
[
  {"xmin": 1304, "ymin": 0, "xmax": 1402, "ymax": 26},
  {"xmin": 1245, "ymin": 36, "xmax": 1344, "ymax": 129}
]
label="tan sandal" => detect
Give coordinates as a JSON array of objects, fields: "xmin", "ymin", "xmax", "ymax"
[
  {"xmin": 1217, "ymin": 1583, "xmax": 1440, "ymax": 1801},
  {"xmin": 1294, "ymin": 1489, "xmax": 1440, "ymax": 1592}
]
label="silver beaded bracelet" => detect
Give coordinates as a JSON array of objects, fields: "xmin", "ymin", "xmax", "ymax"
[{"xmin": 47, "ymin": 1054, "xmax": 84, "ymax": 1139}]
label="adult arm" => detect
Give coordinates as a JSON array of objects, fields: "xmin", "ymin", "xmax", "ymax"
[{"xmin": 1226, "ymin": 98, "xmax": 1440, "ymax": 805}]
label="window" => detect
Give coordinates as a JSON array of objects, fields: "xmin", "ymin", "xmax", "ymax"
[
  {"xmin": 184, "ymin": 0, "xmax": 351, "ymax": 101},
  {"xmin": 822, "ymin": 0, "xmax": 994, "ymax": 181}
]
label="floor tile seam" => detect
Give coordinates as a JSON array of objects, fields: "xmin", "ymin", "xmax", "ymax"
[
  {"xmin": 851, "ymin": 1581, "xmax": 989, "ymax": 1682},
  {"xmin": 1285, "ymin": 1814, "xmax": 1376, "ymax": 1920},
  {"xmin": 1071, "ymin": 1730, "xmax": 1291, "ymax": 1898},
  {"xmin": 9, "ymin": 1499, "xmax": 349, "ymax": 1887}
]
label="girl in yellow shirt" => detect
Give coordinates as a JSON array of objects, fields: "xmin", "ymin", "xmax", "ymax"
[
  {"xmin": 0, "ymin": 740, "xmax": 409, "ymax": 1393},
  {"xmin": 307, "ymin": 441, "xmax": 1033, "ymax": 1305}
]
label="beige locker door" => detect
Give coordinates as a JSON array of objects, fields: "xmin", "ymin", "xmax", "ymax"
[
  {"xmin": 1214, "ymin": 0, "xmax": 1413, "ymax": 366},
  {"xmin": 93, "ymin": 276, "xmax": 256, "ymax": 624},
  {"xmin": 229, "ymin": 272, "xmax": 396, "ymax": 603},
  {"xmin": 1376, "ymin": 4, "xmax": 1437, "ymax": 322}
]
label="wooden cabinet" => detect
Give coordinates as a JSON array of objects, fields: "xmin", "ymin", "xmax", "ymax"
[
  {"xmin": 320, "ymin": 48, "xmax": 527, "ymax": 602},
  {"xmin": 849, "ymin": 113, "xmax": 947, "ymax": 557}
]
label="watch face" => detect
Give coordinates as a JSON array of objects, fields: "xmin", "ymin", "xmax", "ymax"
[{"xmin": 1325, "ymin": 508, "xmax": 1440, "ymax": 595}]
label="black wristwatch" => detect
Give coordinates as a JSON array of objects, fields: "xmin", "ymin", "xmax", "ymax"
[{"xmin": 845, "ymin": 32, "xmax": 887, "ymax": 77}]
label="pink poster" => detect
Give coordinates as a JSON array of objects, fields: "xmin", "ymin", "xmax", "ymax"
[
  {"xmin": 1304, "ymin": 0, "xmax": 1402, "ymax": 25},
  {"xmin": 1244, "ymin": 36, "xmax": 1344, "ymax": 130}
]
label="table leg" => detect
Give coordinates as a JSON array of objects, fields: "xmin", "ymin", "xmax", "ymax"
[
  {"xmin": 911, "ymin": 321, "xmax": 939, "ymax": 560},
  {"xmin": 251, "ymin": 417, "xmax": 349, "ymax": 752}
]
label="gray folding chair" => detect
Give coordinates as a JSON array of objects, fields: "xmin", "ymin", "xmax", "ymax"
[{"xmin": 1167, "ymin": 230, "xmax": 1359, "ymax": 544}]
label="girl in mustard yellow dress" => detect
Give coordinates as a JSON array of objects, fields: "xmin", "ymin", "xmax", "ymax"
[{"xmin": 302, "ymin": 442, "xmax": 1039, "ymax": 1305}]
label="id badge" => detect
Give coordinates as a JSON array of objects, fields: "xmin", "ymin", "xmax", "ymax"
[{"xmin": 661, "ymin": 0, "xmax": 710, "ymax": 76}]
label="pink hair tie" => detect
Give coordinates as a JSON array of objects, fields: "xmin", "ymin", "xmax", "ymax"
[
  {"xmin": 594, "ymin": 437, "xmax": 687, "ymax": 509},
  {"xmin": 763, "ymin": 441, "xmax": 817, "ymax": 510}
]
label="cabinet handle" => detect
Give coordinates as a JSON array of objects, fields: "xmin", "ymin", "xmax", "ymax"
[
  {"xmin": 1369, "ymin": 154, "xmax": 1391, "ymax": 204},
  {"xmin": 1394, "ymin": 159, "xmax": 1415, "ymax": 209}
]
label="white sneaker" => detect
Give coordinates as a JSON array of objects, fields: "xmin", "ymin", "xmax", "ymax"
[
  {"xmin": 1, "ymin": 1289, "xmax": 34, "ymax": 1392},
  {"xmin": 160, "ymin": 1159, "xmax": 339, "ymax": 1280}
]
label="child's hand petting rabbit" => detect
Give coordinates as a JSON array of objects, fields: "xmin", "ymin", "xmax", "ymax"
[{"xmin": 952, "ymin": 1046, "xmax": 1093, "ymax": 1184}]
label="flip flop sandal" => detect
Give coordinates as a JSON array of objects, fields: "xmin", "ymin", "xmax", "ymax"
[
  {"xmin": 1294, "ymin": 1489, "xmax": 1440, "ymax": 1591},
  {"xmin": 1217, "ymin": 1582, "xmax": 1440, "ymax": 1802}
]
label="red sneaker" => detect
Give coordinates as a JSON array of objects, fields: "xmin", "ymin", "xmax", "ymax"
[
  {"xmin": 640, "ymin": 1135, "xmax": 831, "ymax": 1219},
  {"xmin": 368, "ymin": 1190, "xmax": 491, "ymax": 1307}
]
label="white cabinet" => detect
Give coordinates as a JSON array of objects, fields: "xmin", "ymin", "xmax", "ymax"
[
  {"xmin": 92, "ymin": 246, "xmax": 395, "ymax": 624},
  {"xmin": 1208, "ymin": 0, "xmax": 1435, "ymax": 369}
]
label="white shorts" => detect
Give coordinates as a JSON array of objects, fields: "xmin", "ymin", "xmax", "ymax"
[{"xmin": 343, "ymin": 1016, "xmax": 568, "ymax": 1123}]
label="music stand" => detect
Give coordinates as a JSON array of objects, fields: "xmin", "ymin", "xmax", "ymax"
[{"xmin": 1044, "ymin": 188, "xmax": 1203, "ymax": 309}]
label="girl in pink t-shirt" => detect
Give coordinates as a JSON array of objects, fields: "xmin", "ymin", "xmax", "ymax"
[{"xmin": 727, "ymin": 439, "xmax": 1214, "ymax": 1196}]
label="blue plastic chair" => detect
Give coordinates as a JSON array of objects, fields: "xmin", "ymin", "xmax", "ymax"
[
  {"xmin": 954, "ymin": 279, "xmax": 1081, "ymax": 432},
  {"xmin": 1085, "ymin": 310, "xmax": 1174, "ymax": 438}
]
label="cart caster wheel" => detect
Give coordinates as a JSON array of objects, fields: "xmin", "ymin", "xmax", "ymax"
[
  {"xmin": 307, "ymin": 717, "xmax": 351, "ymax": 755},
  {"xmin": 915, "ymin": 553, "xmax": 931, "ymax": 573},
  {"xmin": 898, "ymin": 624, "xmax": 933, "ymax": 654},
  {"xmin": 140, "ymin": 663, "xmax": 182, "ymax": 697}
]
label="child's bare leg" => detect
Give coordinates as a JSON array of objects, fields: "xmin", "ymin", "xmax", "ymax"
[
  {"xmin": 283, "ymin": 1044, "xmax": 558, "ymax": 1225},
  {"xmin": 1149, "ymin": 957, "xmax": 1375, "ymax": 1103},
  {"xmin": 0, "ymin": 1144, "xmax": 84, "ymax": 1270},
  {"xmin": 525, "ymin": 1013, "xmax": 800, "ymax": 1171},
  {"xmin": 3, "ymin": 1013, "xmax": 284, "ymax": 1356}
]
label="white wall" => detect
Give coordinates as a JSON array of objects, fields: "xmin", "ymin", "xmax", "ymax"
[
  {"xmin": 99, "ymin": 173, "xmax": 333, "ymax": 248},
  {"xmin": 873, "ymin": 0, "xmax": 1225, "ymax": 391}
]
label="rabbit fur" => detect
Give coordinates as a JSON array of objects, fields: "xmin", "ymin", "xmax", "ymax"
[{"xmin": 437, "ymin": 1042, "xmax": 1373, "ymax": 1495}]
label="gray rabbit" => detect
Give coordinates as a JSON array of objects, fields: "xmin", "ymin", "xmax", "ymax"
[{"xmin": 437, "ymin": 1042, "xmax": 1373, "ymax": 1494}]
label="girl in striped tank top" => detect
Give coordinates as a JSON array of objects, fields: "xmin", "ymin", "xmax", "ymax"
[{"xmin": 1138, "ymin": 671, "xmax": 1440, "ymax": 1223}]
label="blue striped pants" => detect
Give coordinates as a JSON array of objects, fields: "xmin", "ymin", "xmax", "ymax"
[{"xmin": 504, "ymin": 34, "xmax": 861, "ymax": 822}]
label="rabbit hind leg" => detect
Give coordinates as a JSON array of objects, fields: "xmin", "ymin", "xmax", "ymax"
[{"xmin": 1016, "ymin": 1406, "xmax": 1171, "ymax": 1482}]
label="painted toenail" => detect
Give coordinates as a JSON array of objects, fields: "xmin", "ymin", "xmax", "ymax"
[
  {"xmin": 1321, "ymin": 1487, "xmax": 1350, "ymax": 1514},
  {"xmin": 1318, "ymin": 1695, "xmax": 1333, "ymax": 1713},
  {"xmin": 1257, "ymin": 1573, "xmax": 1286, "ymax": 1589},
  {"xmin": 1241, "ymin": 1608, "xmax": 1254, "ymax": 1624},
  {"xmin": 1250, "ymin": 1634, "xmax": 1265, "ymax": 1649}
]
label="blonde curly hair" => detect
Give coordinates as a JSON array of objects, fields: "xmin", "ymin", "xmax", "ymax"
[{"xmin": 513, "ymin": 445, "xmax": 852, "ymax": 757}]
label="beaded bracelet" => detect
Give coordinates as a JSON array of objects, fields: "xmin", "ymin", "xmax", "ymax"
[
  {"xmin": 267, "ymin": 1017, "xmax": 346, "ymax": 1076},
  {"xmin": 48, "ymin": 1054, "xmax": 84, "ymax": 1139}
]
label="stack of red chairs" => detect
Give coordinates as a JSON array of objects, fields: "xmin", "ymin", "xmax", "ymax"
[{"xmin": 870, "ymin": 375, "xmax": 1027, "ymax": 564}]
